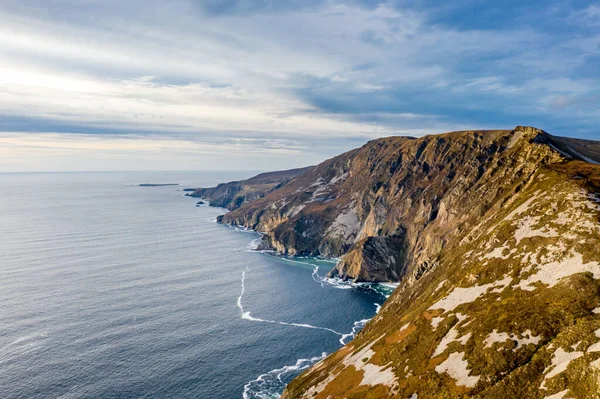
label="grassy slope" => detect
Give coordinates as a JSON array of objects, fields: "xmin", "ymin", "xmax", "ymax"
[{"xmin": 282, "ymin": 159, "xmax": 600, "ymax": 397}]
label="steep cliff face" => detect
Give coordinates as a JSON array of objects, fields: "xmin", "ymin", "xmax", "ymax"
[
  {"xmin": 201, "ymin": 126, "xmax": 600, "ymax": 397},
  {"xmin": 187, "ymin": 167, "xmax": 310, "ymax": 210},
  {"xmin": 220, "ymin": 126, "xmax": 594, "ymax": 283},
  {"xmin": 280, "ymin": 136, "xmax": 600, "ymax": 398}
]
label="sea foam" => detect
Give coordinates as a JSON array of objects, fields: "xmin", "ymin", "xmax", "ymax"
[
  {"xmin": 242, "ymin": 353, "xmax": 327, "ymax": 399},
  {"xmin": 239, "ymin": 261, "xmax": 388, "ymax": 398}
]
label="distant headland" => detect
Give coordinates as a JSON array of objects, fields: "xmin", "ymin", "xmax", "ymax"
[{"xmin": 139, "ymin": 183, "xmax": 180, "ymax": 187}]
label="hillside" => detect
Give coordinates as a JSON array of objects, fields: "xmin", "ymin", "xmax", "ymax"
[
  {"xmin": 282, "ymin": 170, "xmax": 600, "ymax": 397},
  {"xmin": 205, "ymin": 126, "xmax": 600, "ymax": 398}
]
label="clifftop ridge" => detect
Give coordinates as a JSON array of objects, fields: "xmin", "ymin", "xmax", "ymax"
[{"xmin": 276, "ymin": 128, "xmax": 600, "ymax": 398}]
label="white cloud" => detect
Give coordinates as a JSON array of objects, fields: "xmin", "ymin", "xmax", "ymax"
[
  {"xmin": 0, "ymin": 132, "xmax": 317, "ymax": 172},
  {"xmin": 0, "ymin": 0, "xmax": 599, "ymax": 170}
]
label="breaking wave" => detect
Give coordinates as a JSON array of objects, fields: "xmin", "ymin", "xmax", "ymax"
[
  {"xmin": 237, "ymin": 268, "xmax": 344, "ymax": 337},
  {"xmin": 238, "ymin": 261, "xmax": 388, "ymax": 398},
  {"xmin": 242, "ymin": 353, "xmax": 327, "ymax": 399},
  {"xmin": 277, "ymin": 256, "xmax": 397, "ymax": 299}
]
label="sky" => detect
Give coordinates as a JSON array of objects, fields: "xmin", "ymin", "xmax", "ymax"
[{"xmin": 1, "ymin": 0, "xmax": 599, "ymax": 172}]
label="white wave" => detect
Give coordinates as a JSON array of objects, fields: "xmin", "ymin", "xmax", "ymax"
[
  {"xmin": 312, "ymin": 266, "xmax": 326, "ymax": 288},
  {"xmin": 251, "ymin": 249, "xmax": 277, "ymax": 255},
  {"xmin": 372, "ymin": 283, "xmax": 398, "ymax": 299},
  {"xmin": 375, "ymin": 303, "xmax": 382, "ymax": 314},
  {"xmin": 317, "ymin": 257, "xmax": 340, "ymax": 264},
  {"xmin": 238, "ymin": 268, "xmax": 377, "ymax": 345},
  {"xmin": 274, "ymin": 254, "xmax": 398, "ymax": 301},
  {"xmin": 378, "ymin": 282, "xmax": 400, "ymax": 289},
  {"xmin": 234, "ymin": 226, "xmax": 257, "ymax": 234},
  {"xmin": 237, "ymin": 268, "xmax": 248, "ymax": 313},
  {"xmin": 323, "ymin": 277, "xmax": 398, "ymax": 298},
  {"xmin": 237, "ymin": 269, "xmax": 344, "ymax": 337},
  {"xmin": 264, "ymin": 257, "xmax": 390, "ymax": 342},
  {"xmin": 322, "ymin": 276, "xmax": 355, "ymax": 290},
  {"xmin": 377, "ymin": 282, "xmax": 400, "ymax": 297},
  {"xmin": 243, "ymin": 352, "xmax": 327, "ymax": 399},
  {"xmin": 234, "ymin": 228, "xmax": 396, "ymax": 299},
  {"xmin": 277, "ymin": 257, "xmax": 326, "ymax": 288},
  {"xmin": 339, "ymin": 318, "xmax": 371, "ymax": 345},
  {"xmin": 248, "ymin": 237, "xmax": 262, "ymax": 251},
  {"xmin": 238, "ymin": 262, "xmax": 387, "ymax": 396}
]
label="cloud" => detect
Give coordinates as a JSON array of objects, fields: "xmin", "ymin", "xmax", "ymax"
[
  {"xmin": 192, "ymin": 0, "xmax": 326, "ymax": 15},
  {"xmin": 0, "ymin": 132, "xmax": 324, "ymax": 172},
  {"xmin": 0, "ymin": 0, "xmax": 599, "ymax": 171}
]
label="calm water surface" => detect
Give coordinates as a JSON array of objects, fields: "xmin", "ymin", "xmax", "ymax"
[{"xmin": 0, "ymin": 172, "xmax": 387, "ymax": 398}]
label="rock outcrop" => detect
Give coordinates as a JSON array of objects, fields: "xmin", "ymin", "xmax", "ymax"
[
  {"xmin": 328, "ymin": 234, "xmax": 408, "ymax": 282},
  {"xmin": 187, "ymin": 166, "xmax": 311, "ymax": 210}
]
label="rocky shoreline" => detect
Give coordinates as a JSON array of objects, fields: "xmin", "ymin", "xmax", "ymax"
[{"xmin": 190, "ymin": 126, "xmax": 600, "ymax": 398}]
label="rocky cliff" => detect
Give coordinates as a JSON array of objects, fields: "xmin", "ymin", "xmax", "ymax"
[
  {"xmin": 275, "ymin": 127, "xmax": 600, "ymax": 399},
  {"xmin": 219, "ymin": 126, "xmax": 599, "ymax": 284},
  {"xmin": 203, "ymin": 126, "xmax": 600, "ymax": 397},
  {"xmin": 187, "ymin": 167, "xmax": 310, "ymax": 210}
]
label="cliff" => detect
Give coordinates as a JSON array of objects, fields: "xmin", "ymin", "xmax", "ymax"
[
  {"xmin": 187, "ymin": 166, "xmax": 311, "ymax": 210},
  {"xmin": 276, "ymin": 127, "xmax": 600, "ymax": 398},
  {"xmin": 219, "ymin": 126, "xmax": 599, "ymax": 284},
  {"xmin": 200, "ymin": 126, "xmax": 600, "ymax": 397}
]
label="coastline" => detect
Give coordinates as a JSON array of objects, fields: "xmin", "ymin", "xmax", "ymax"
[
  {"xmin": 237, "ymin": 254, "xmax": 388, "ymax": 399},
  {"xmin": 190, "ymin": 194, "xmax": 390, "ymax": 398},
  {"xmin": 193, "ymin": 195, "xmax": 397, "ymax": 297}
]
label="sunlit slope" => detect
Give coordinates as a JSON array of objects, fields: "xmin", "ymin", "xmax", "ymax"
[{"xmin": 281, "ymin": 134, "xmax": 600, "ymax": 398}]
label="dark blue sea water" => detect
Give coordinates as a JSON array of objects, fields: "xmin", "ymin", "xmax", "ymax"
[{"xmin": 0, "ymin": 172, "xmax": 389, "ymax": 399}]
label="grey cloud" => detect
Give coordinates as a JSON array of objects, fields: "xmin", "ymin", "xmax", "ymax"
[{"xmin": 1, "ymin": 0, "xmax": 600, "ymax": 172}]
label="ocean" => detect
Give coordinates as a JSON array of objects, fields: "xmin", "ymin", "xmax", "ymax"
[{"xmin": 0, "ymin": 171, "xmax": 389, "ymax": 399}]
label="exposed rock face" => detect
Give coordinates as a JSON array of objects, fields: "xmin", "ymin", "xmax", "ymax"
[
  {"xmin": 278, "ymin": 129, "xmax": 600, "ymax": 398},
  {"xmin": 220, "ymin": 126, "xmax": 597, "ymax": 283},
  {"xmin": 187, "ymin": 167, "xmax": 310, "ymax": 210},
  {"xmin": 198, "ymin": 126, "xmax": 600, "ymax": 397},
  {"xmin": 329, "ymin": 235, "xmax": 408, "ymax": 282}
]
